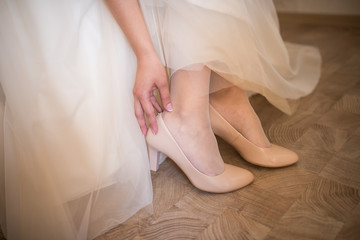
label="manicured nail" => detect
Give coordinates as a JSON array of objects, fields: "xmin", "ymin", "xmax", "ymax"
[{"xmin": 166, "ymin": 103, "xmax": 173, "ymax": 112}]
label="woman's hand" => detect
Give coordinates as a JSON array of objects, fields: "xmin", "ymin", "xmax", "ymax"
[
  {"xmin": 133, "ymin": 54, "xmax": 172, "ymax": 136},
  {"xmin": 105, "ymin": 0, "xmax": 172, "ymax": 136}
]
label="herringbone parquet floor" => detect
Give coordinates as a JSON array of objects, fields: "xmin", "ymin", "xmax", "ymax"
[{"xmin": 96, "ymin": 18, "xmax": 360, "ymax": 240}]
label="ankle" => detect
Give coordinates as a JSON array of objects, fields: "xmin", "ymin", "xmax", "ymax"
[
  {"xmin": 209, "ymin": 88, "xmax": 271, "ymax": 148},
  {"xmin": 211, "ymin": 86, "xmax": 247, "ymax": 101},
  {"xmin": 165, "ymin": 103, "xmax": 210, "ymax": 122},
  {"xmin": 163, "ymin": 110, "xmax": 211, "ymax": 134},
  {"xmin": 162, "ymin": 109, "xmax": 224, "ymax": 176}
]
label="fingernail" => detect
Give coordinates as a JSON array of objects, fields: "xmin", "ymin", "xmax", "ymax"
[{"xmin": 166, "ymin": 103, "xmax": 173, "ymax": 112}]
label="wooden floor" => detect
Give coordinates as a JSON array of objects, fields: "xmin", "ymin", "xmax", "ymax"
[{"xmin": 96, "ymin": 18, "xmax": 360, "ymax": 240}]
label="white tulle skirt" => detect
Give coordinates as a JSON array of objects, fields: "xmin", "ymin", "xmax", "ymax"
[
  {"xmin": 140, "ymin": 0, "xmax": 321, "ymax": 114},
  {"xmin": 0, "ymin": 0, "xmax": 152, "ymax": 239}
]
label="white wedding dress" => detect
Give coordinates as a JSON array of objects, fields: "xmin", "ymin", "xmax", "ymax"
[
  {"xmin": 141, "ymin": 0, "xmax": 321, "ymax": 114},
  {"xmin": 0, "ymin": 1, "xmax": 153, "ymax": 239},
  {"xmin": 0, "ymin": 0, "xmax": 321, "ymax": 239}
]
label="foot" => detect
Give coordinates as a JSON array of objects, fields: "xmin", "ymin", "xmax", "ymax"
[
  {"xmin": 210, "ymin": 87, "xmax": 271, "ymax": 148},
  {"xmin": 162, "ymin": 111, "xmax": 225, "ymax": 176}
]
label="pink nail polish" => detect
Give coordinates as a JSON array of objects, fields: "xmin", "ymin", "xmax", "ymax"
[{"xmin": 166, "ymin": 103, "xmax": 173, "ymax": 112}]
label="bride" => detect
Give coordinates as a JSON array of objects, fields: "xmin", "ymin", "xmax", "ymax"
[{"xmin": 0, "ymin": 0, "xmax": 320, "ymax": 239}]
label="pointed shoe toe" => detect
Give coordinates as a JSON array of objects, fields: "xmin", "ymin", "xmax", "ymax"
[
  {"xmin": 244, "ymin": 144, "xmax": 299, "ymax": 168},
  {"xmin": 221, "ymin": 164, "xmax": 254, "ymax": 190},
  {"xmin": 146, "ymin": 113, "xmax": 253, "ymax": 193},
  {"xmin": 210, "ymin": 105, "xmax": 298, "ymax": 168},
  {"xmin": 266, "ymin": 144, "xmax": 299, "ymax": 167}
]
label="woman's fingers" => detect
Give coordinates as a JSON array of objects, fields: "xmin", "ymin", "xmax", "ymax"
[
  {"xmin": 134, "ymin": 100, "xmax": 148, "ymax": 136},
  {"xmin": 134, "ymin": 90, "xmax": 159, "ymax": 135},
  {"xmin": 150, "ymin": 94, "xmax": 162, "ymax": 113},
  {"xmin": 157, "ymin": 79, "xmax": 173, "ymax": 112},
  {"xmin": 140, "ymin": 96, "xmax": 158, "ymax": 134},
  {"xmin": 133, "ymin": 57, "xmax": 170, "ymax": 135}
]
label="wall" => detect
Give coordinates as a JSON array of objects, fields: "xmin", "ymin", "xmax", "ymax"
[{"xmin": 273, "ymin": 0, "xmax": 360, "ymax": 15}]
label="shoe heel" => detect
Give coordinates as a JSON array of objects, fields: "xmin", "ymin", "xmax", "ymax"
[{"xmin": 147, "ymin": 145, "xmax": 160, "ymax": 172}]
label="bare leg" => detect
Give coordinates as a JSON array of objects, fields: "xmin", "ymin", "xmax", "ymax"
[
  {"xmin": 210, "ymin": 73, "xmax": 271, "ymax": 148},
  {"xmin": 163, "ymin": 66, "xmax": 224, "ymax": 176}
]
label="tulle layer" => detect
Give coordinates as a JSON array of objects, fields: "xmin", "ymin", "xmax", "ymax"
[
  {"xmin": 0, "ymin": 1, "xmax": 152, "ymax": 239},
  {"xmin": 140, "ymin": 0, "xmax": 321, "ymax": 114}
]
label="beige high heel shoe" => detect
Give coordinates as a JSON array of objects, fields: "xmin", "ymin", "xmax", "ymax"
[
  {"xmin": 146, "ymin": 113, "xmax": 254, "ymax": 193},
  {"xmin": 209, "ymin": 105, "xmax": 298, "ymax": 168}
]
